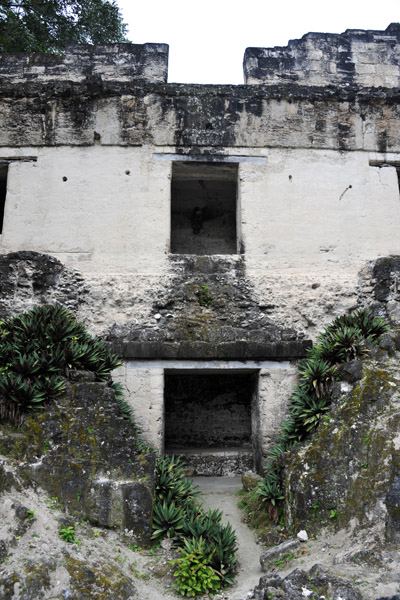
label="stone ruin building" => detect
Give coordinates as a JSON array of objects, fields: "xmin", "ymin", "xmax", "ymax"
[{"xmin": 0, "ymin": 24, "xmax": 400, "ymax": 475}]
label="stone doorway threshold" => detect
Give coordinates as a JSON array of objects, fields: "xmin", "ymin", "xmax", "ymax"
[
  {"xmin": 168, "ymin": 448, "xmax": 254, "ymax": 476},
  {"xmin": 192, "ymin": 476, "xmax": 262, "ymax": 599}
]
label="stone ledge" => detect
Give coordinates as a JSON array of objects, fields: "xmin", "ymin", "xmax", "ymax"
[{"xmin": 109, "ymin": 339, "xmax": 311, "ymax": 360}]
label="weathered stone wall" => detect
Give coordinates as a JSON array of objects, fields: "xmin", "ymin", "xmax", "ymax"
[
  {"xmin": 0, "ymin": 251, "xmax": 87, "ymax": 319},
  {"xmin": 0, "ymin": 43, "xmax": 169, "ymax": 84},
  {"xmin": 282, "ymin": 340, "xmax": 400, "ymax": 542},
  {"xmin": 0, "ymin": 374, "xmax": 155, "ymax": 544},
  {"xmin": 1, "ymin": 32, "xmax": 400, "ymax": 466},
  {"xmin": 1, "ymin": 84, "xmax": 400, "ymax": 151},
  {"xmin": 244, "ymin": 23, "xmax": 400, "ymax": 87}
]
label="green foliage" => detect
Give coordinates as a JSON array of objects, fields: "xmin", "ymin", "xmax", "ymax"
[
  {"xmin": 59, "ymin": 525, "xmax": 75, "ymax": 543},
  {"xmin": 152, "ymin": 500, "xmax": 185, "ymax": 540},
  {"xmin": 320, "ymin": 326, "xmax": 366, "ymax": 364},
  {"xmin": 329, "ymin": 509, "xmax": 339, "ymax": 521},
  {"xmin": 171, "ymin": 547, "xmax": 221, "ymax": 597},
  {"xmin": 255, "ymin": 308, "xmax": 389, "ymax": 523},
  {"xmin": 181, "ymin": 507, "xmax": 223, "ymax": 540},
  {"xmin": 298, "ymin": 358, "xmax": 336, "ymax": 398},
  {"xmin": 323, "ymin": 309, "xmax": 389, "ymax": 344},
  {"xmin": 289, "ymin": 387, "xmax": 331, "ymax": 438},
  {"xmin": 0, "ymin": 0, "xmax": 128, "ymax": 53},
  {"xmin": 0, "ymin": 305, "xmax": 122, "ymax": 425},
  {"xmin": 155, "ymin": 455, "xmax": 200, "ymax": 508},
  {"xmin": 256, "ymin": 471, "xmax": 284, "ymax": 507},
  {"xmin": 207, "ymin": 521, "xmax": 238, "ymax": 583},
  {"xmin": 152, "ymin": 455, "xmax": 238, "ymax": 594},
  {"xmin": 196, "ymin": 285, "xmax": 212, "ymax": 307}
]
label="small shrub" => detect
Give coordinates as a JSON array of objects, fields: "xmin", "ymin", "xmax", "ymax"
[
  {"xmin": 171, "ymin": 549, "xmax": 221, "ymax": 597},
  {"xmin": 59, "ymin": 526, "xmax": 75, "ymax": 543},
  {"xmin": 196, "ymin": 285, "xmax": 212, "ymax": 308}
]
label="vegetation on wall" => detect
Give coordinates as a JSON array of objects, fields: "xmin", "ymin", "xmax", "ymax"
[
  {"xmin": 255, "ymin": 309, "xmax": 389, "ymax": 523},
  {"xmin": 152, "ymin": 455, "xmax": 238, "ymax": 596},
  {"xmin": 0, "ymin": 305, "xmax": 121, "ymax": 425}
]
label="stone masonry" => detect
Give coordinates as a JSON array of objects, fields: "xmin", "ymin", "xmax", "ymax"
[{"xmin": 0, "ymin": 26, "xmax": 400, "ymax": 469}]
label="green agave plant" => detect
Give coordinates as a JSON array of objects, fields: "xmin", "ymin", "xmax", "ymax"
[
  {"xmin": 323, "ymin": 325, "xmax": 366, "ymax": 363},
  {"xmin": 256, "ymin": 470, "xmax": 283, "ymax": 506},
  {"xmin": 257, "ymin": 308, "xmax": 390, "ymax": 524},
  {"xmin": 152, "ymin": 454, "xmax": 238, "ymax": 590},
  {"xmin": 180, "ymin": 507, "xmax": 221, "ymax": 541},
  {"xmin": 298, "ymin": 357, "xmax": 336, "ymax": 398},
  {"xmin": 321, "ymin": 308, "xmax": 389, "ymax": 344},
  {"xmin": 293, "ymin": 394, "xmax": 331, "ymax": 435},
  {"xmin": 151, "ymin": 500, "xmax": 185, "ymax": 540},
  {"xmin": 155, "ymin": 455, "xmax": 200, "ymax": 506},
  {"xmin": 207, "ymin": 521, "xmax": 238, "ymax": 582},
  {"xmin": 0, "ymin": 305, "xmax": 122, "ymax": 425},
  {"xmin": 35, "ymin": 375, "xmax": 66, "ymax": 400},
  {"xmin": 352, "ymin": 309, "xmax": 389, "ymax": 341}
]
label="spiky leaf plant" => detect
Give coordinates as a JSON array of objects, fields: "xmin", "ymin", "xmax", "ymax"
[
  {"xmin": 256, "ymin": 308, "xmax": 390, "ymax": 524},
  {"xmin": 151, "ymin": 500, "xmax": 185, "ymax": 540},
  {"xmin": 324, "ymin": 326, "xmax": 366, "ymax": 362},
  {"xmin": 255, "ymin": 469, "xmax": 284, "ymax": 523},
  {"xmin": 152, "ymin": 455, "xmax": 238, "ymax": 590},
  {"xmin": 351, "ymin": 309, "xmax": 390, "ymax": 342},
  {"xmin": 298, "ymin": 357, "xmax": 336, "ymax": 397},
  {"xmin": 0, "ymin": 305, "xmax": 122, "ymax": 425},
  {"xmin": 155, "ymin": 455, "xmax": 200, "ymax": 508},
  {"xmin": 291, "ymin": 393, "xmax": 331, "ymax": 435}
]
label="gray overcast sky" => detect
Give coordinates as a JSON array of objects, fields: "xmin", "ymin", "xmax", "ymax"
[{"xmin": 116, "ymin": 0, "xmax": 400, "ymax": 84}]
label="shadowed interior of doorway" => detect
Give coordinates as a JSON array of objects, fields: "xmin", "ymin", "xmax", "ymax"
[{"xmin": 164, "ymin": 370, "xmax": 260, "ymax": 476}]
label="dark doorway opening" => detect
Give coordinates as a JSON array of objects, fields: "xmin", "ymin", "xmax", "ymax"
[
  {"xmin": 170, "ymin": 162, "xmax": 238, "ymax": 255},
  {"xmin": 0, "ymin": 163, "xmax": 8, "ymax": 234},
  {"xmin": 164, "ymin": 370, "xmax": 259, "ymax": 476}
]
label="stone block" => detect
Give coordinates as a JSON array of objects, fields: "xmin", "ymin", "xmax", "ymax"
[
  {"xmin": 260, "ymin": 539, "xmax": 300, "ymax": 572},
  {"xmin": 87, "ymin": 479, "xmax": 153, "ymax": 544},
  {"xmin": 385, "ymin": 477, "xmax": 400, "ymax": 542},
  {"xmin": 5, "ymin": 380, "xmax": 155, "ymax": 544}
]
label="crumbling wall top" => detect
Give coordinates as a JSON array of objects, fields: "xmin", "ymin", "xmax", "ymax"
[
  {"xmin": 0, "ymin": 42, "xmax": 169, "ymax": 84},
  {"xmin": 244, "ymin": 23, "xmax": 400, "ymax": 88}
]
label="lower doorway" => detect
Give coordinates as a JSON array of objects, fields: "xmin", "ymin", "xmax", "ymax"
[{"xmin": 164, "ymin": 370, "xmax": 260, "ymax": 476}]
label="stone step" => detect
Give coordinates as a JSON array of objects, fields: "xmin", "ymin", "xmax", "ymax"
[{"xmin": 166, "ymin": 446, "xmax": 254, "ymax": 477}]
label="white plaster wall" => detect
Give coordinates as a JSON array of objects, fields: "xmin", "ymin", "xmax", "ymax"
[
  {"xmin": 240, "ymin": 149, "xmax": 400, "ymax": 267},
  {"xmin": 112, "ymin": 364, "xmax": 164, "ymax": 451},
  {"xmin": 113, "ymin": 361, "xmax": 298, "ymax": 460},
  {"xmin": 1, "ymin": 145, "xmax": 399, "ymax": 338},
  {"xmin": 258, "ymin": 367, "xmax": 298, "ymax": 461},
  {"xmin": 1, "ymin": 146, "xmax": 399, "ymax": 275},
  {"xmin": 0, "ymin": 145, "xmax": 172, "ymax": 274}
]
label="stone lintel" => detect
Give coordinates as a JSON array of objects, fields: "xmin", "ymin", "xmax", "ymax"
[{"xmin": 109, "ymin": 339, "xmax": 311, "ymax": 360}]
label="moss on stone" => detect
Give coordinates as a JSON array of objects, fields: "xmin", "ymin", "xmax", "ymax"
[
  {"xmin": 1, "ymin": 378, "xmax": 155, "ymax": 544},
  {"xmin": 283, "ymin": 359, "xmax": 400, "ymax": 534},
  {"xmin": 65, "ymin": 555, "xmax": 136, "ymax": 599}
]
